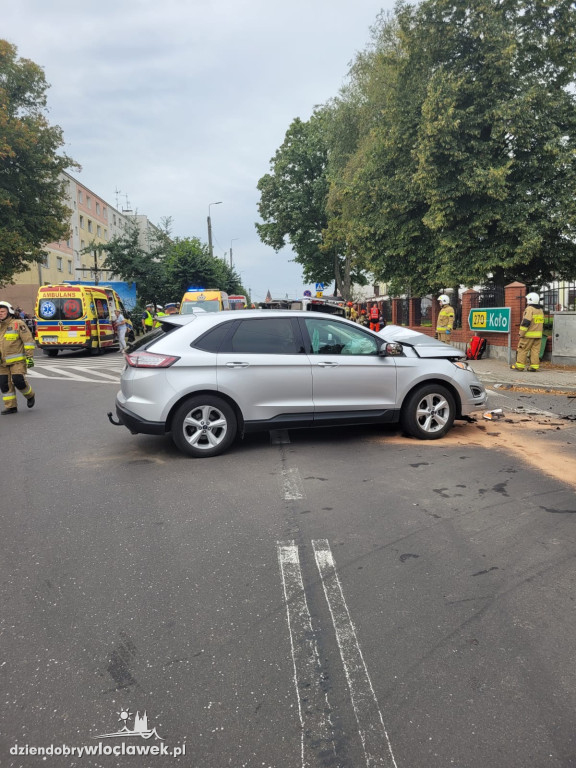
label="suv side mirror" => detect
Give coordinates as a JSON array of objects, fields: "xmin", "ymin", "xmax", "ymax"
[{"xmin": 379, "ymin": 341, "xmax": 403, "ymax": 357}]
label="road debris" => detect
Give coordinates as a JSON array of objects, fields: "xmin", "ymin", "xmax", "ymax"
[{"xmin": 483, "ymin": 409, "xmax": 504, "ymax": 421}]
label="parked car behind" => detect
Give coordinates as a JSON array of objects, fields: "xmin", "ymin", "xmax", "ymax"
[{"xmin": 110, "ymin": 310, "xmax": 487, "ymax": 458}]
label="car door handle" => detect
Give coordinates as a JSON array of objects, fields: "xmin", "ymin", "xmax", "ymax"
[
  {"xmin": 226, "ymin": 362, "xmax": 250, "ymax": 368},
  {"xmin": 317, "ymin": 362, "xmax": 339, "ymax": 367}
]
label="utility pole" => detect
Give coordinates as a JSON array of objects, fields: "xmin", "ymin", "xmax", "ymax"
[
  {"xmin": 230, "ymin": 238, "xmax": 239, "ymax": 269},
  {"xmin": 76, "ymin": 252, "xmax": 113, "ymax": 285},
  {"xmin": 207, "ymin": 201, "xmax": 222, "ymax": 259}
]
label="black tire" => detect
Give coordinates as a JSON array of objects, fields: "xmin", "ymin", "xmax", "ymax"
[
  {"xmin": 43, "ymin": 349, "xmax": 58, "ymax": 357},
  {"xmin": 401, "ymin": 384, "xmax": 455, "ymax": 440},
  {"xmin": 171, "ymin": 396, "xmax": 237, "ymax": 458}
]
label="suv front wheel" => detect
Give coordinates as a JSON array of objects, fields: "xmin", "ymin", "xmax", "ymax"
[
  {"xmin": 401, "ymin": 384, "xmax": 455, "ymax": 440},
  {"xmin": 172, "ymin": 395, "xmax": 237, "ymax": 457}
]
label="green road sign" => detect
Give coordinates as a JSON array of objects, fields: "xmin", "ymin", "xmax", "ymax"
[{"xmin": 468, "ymin": 307, "xmax": 511, "ymax": 333}]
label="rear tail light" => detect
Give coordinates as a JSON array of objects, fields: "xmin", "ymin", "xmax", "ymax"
[{"xmin": 125, "ymin": 351, "xmax": 180, "ymax": 368}]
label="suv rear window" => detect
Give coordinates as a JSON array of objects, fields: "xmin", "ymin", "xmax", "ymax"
[{"xmin": 193, "ymin": 321, "xmax": 236, "ymax": 353}]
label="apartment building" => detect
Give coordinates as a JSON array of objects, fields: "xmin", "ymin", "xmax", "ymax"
[{"xmin": 3, "ymin": 172, "xmax": 155, "ymax": 313}]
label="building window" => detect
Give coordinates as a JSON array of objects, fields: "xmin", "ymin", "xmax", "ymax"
[
  {"xmin": 97, "ymin": 225, "xmax": 101, "ymax": 237},
  {"xmin": 86, "ymin": 196, "xmax": 91, "ymax": 209},
  {"xmin": 87, "ymin": 220, "xmax": 93, "ymax": 233},
  {"xmin": 66, "ymin": 239, "xmax": 71, "ymax": 248},
  {"xmin": 78, "ymin": 191, "xmax": 83, "ymax": 203},
  {"xmin": 57, "ymin": 256, "xmax": 63, "ymax": 271},
  {"xmin": 68, "ymin": 260, "xmax": 73, "ymax": 274},
  {"xmin": 96, "ymin": 202, "xmax": 100, "ymax": 215},
  {"xmin": 113, "ymin": 214, "xmax": 116, "ymax": 225},
  {"xmin": 81, "ymin": 240, "xmax": 85, "ymax": 250},
  {"xmin": 43, "ymin": 254, "xmax": 49, "ymax": 268},
  {"xmin": 104, "ymin": 229, "xmax": 108, "ymax": 240},
  {"xmin": 103, "ymin": 206, "xmax": 107, "ymax": 219},
  {"xmin": 79, "ymin": 215, "xmax": 84, "ymax": 229}
]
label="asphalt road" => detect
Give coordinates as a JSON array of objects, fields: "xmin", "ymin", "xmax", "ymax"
[{"xmin": 1, "ymin": 354, "xmax": 576, "ymax": 768}]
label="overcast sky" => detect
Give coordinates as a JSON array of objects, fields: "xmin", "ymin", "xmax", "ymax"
[{"xmin": 3, "ymin": 0, "xmax": 393, "ymax": 302}]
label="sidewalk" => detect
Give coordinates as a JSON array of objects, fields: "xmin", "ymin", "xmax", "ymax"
[{"xmin": 469, "ymin": 356, "xmax": 576, "ymax": 392}]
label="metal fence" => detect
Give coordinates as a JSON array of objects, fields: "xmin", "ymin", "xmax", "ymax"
[
  {"xmin": 537, "ymin": 280, "xmax": 576, "ymax": 313},
  {"xmin": 470, "ymin": 285, "xmax": 506, "ymax": 308}
]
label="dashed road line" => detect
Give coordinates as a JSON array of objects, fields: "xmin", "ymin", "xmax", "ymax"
[
  {"xmin": 281, "ymin": 468, "xmax": 305, "ymax": 500},
  {"xmin": 312, "ymin": 539, "xmax": 398, "ymax": 768},
  {"xmin": 270, "ymin": 429, "xmax": 291, "ymax": 445},
  {"xmin": 277, "ymin": 542, "xmax": 335, "ymax": 768}
]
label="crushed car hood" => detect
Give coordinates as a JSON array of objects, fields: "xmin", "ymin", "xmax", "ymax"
[{"xmin": 378, "ymin": 325, "xmax": 464, "ymax": 358}]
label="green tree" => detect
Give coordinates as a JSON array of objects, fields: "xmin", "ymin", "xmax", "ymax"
[
  {"xmin": 327, "ymin": 0, "xmax": 576, "ymax": 294},
  {"xmin": 164, "ymin": 237, "xmax": 244, "ymax": 299},
  {"xmin": 0, "ymin": 40, "xmax": 78, "ymax": 285},
  {"xmin": 256, "ymin": 113, "xmax": 366, "ymax": 299},
  {"xmin": 102, "ymin": 218, "xmax": 169, "ymax": 306}
]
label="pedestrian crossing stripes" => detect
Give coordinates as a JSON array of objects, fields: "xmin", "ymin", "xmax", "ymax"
[{"xmin": 28, "ymin": 354, "xmax": 125, "ymax": 383}]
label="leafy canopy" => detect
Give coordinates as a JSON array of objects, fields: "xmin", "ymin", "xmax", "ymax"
[{"xmin": 0, "ymin": 40, "xmax": 78, "ymax": 285}]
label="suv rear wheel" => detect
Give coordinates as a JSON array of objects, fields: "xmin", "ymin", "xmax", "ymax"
[
  {"xmin": 172, "ymin": 395, "xmax": 237, "ymax": 457},
  {"xmin": 401, "ymin": 384, "xmax": 455, "ymax": 439}
]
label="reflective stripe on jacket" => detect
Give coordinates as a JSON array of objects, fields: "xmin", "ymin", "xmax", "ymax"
[
  {"xmin": 0, "ymin": 318, "xmax": 35, "ymax": 366},
  {"xmin": 520, "ymin": 305, "xmax": 544, "ymax": 338},
  {"xmin": 436, "ymin": 305, "xmax": 455, "ymax": 331}
]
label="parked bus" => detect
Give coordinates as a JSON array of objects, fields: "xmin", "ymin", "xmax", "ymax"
[
  {"xmin": 180, "ymin": 288, "xmax": 230, "ymax": 313},
  {"xmin": 228, "ymin": 295, "xmax": 247, "ymax": 310}
]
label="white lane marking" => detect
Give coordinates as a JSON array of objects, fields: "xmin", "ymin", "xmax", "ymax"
[
  {"xmin": 27, "ymin": 366, "xmax": 97, "ymax": 382},
  {"xmin": 312, "ymin": 539, "xmax": 398, "ymax": 768},
  {"xmin": 69, "ymin": 368, "xmax": 120, "ymax": 380},
  {"xmin": 281, "ymin": 468, "xmax": 305, "ymax": 500},
  {"xmin": 277, "ymin": 542, "xmax": 335, "ymax": 768},
  {"xmin": 270, "ymin": 429, "xmax": 291, "ymax": 445}
]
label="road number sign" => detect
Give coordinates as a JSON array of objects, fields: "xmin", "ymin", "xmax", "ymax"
[{"xmin": 468, "ymin": 307, "xmax": 511, "ymax": 333}]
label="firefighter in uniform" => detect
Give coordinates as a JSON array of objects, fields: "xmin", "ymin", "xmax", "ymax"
[
  {"xmin": 511, "ymin": 292, "xmax": 544, "ymax": 372},
  {"xmin": 436, "ymin": 294, "xmax": 455, "ymax": 342},
  {"xmin": 369, "ymin": 303, "xmax": 380, "ymax": 332},
  {"xmin": 0, "ymin": 301, "xmax": 36, "ymax": 415}
]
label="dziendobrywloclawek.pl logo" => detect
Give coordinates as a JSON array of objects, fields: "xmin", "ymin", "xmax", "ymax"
[{"xmin": 10, "ymin": 709, "xmax": 186, "ymax": 759}]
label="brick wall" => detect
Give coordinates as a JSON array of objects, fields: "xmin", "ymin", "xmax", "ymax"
[{"xmin": 394, "ymin": 282, "xmax": 552, "ymax": 358}]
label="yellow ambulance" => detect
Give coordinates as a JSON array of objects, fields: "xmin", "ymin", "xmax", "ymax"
[
  {"xmin": 35, "ymin": 284, "xmax": 129, "ymax": 356},
  {"xmin": 180, "ymin": 288, "xmax": 230, "ymax": 313}
]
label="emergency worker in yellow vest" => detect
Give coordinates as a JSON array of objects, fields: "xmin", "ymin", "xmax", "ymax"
[
  {"xmin": 153, "ymin": 305, "xmax": 167, "ymax": 328},
  {"xmin": 142, "ymin": 303, "xmax": 155, "ymax": 333},
  {"xmin": 511, "ymin": 293, "xmax": 544, "ymax": 372},
  {"xmin": 436, "ymin": 294, "xmax": 455, "ymax": 342},
  {"xmin": 0, "ymin": 301, "xmax": 36, "ymax": 415}
]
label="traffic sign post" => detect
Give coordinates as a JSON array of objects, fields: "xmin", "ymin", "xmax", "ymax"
[
  {"xmin": 315, "ymin": 282, "xmax": 324, "ymax": 297},
  {"xmin": 468, "ymin": 307, "xmax": 512, "ymax": 363}
]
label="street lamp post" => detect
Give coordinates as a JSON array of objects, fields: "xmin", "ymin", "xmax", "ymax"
[
  {"xmin": 230, "ymin": 238, "xmax": 239, "ymax": 269},
  {"xmin": 207, "ymin": 201, "xmax": 222, "ymax": 259}
]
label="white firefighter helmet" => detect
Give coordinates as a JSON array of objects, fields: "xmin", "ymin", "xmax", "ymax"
[
  {"xmin": 526, "ymin": 292, "xmax": 541, "ymax": 305},
  {"xmin": 438, "ymin": 294, "xmax": 450, "ymax": 306},
  {"xmin": 0, "ymin": 301, "xmax": 15, "ymax": 315}
]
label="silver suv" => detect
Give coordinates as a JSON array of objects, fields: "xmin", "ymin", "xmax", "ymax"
[{"xmin": 111, "ymin": 310, "xmax": 487, "ymax": 457}]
